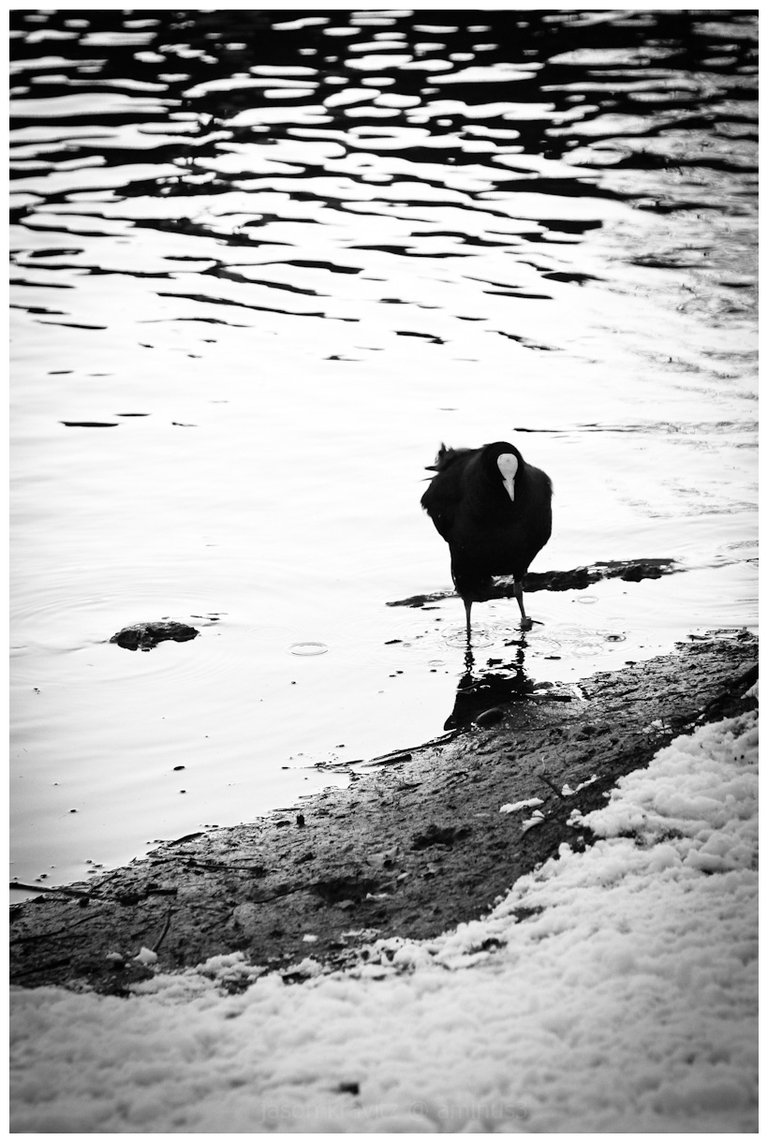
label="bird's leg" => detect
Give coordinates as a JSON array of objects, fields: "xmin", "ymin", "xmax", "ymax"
[
  {"xmin": 463, "ymin": 597, "xmax": 473, "ymax": 644},
  {"xmin": 513, "ymin": 580, "xmax": 533, "ymax": 631}
]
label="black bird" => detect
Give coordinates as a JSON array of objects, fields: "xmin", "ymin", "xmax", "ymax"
[{"xmin": 421, "ymin": 441, "xmax": 552, "ymax": 638}]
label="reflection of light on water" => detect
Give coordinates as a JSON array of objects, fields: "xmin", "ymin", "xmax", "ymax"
[{"xmin": 9, "ymin": 7, "xmax": 757, "ymax": 887}]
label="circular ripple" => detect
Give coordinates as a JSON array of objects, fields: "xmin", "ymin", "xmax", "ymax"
[
  {"xmin": 289, "ymin": 641, "xmax": 328, "ymax": 656},
  {"xmin": 529, "ymin": 636, "xmax": 563, "ymax": 655},
  {"xmin": 443, "ymin": 627, "xmax": 492, "ymax": 649}
]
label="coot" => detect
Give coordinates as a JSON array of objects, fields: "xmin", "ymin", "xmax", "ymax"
[{"xmin": 421, "ymin": 441, "xmax": 552, "ymax": 637}]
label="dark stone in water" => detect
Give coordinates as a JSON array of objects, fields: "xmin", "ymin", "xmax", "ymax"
[
  {"xmin": 110, "ymin": 621, "xmax": 199, "ymax": 652},
  {"xmin": 387, "ymin": 558, "xmax": 680, "ymax": 610}
]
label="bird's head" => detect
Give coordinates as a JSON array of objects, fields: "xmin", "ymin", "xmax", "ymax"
[{"xmin": 484, "ymin": 441, "xmax": 524, "ymax": 503}]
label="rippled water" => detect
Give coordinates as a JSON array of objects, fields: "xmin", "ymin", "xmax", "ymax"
[{"xmin": 10, "ymin": 9, "xmax": 758, "ymax": 891}]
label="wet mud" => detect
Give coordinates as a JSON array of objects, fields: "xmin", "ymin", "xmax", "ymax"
[{"xmin": 10, "ymin": 635, "xmax": 757, "ymax": 994}]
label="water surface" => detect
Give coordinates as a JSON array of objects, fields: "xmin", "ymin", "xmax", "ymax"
[{"xmin": 10, "ymin": 9, "xmax": 757, "ymax": 891}]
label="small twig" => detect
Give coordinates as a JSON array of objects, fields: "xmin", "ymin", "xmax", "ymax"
[
  {"xmin": 141, "ymin": 854, "xmax": 265, "ymax": 874},
  {"xmin": 538, "ymin": 773, "xmax": 567, "ymax": 801},
  {"xmin": 152, "ymin": 904, "xmax": 175, "ymax": 953},
  {"xmin": 10, "ymin": 880, "xmax": 91, "ymax": 899},
  {"xmin": 181, "ymin": 859, "xmax": 267, "ymax": 874}
]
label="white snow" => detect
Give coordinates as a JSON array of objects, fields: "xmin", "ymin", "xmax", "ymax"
[
  {"xmin": 520, "ymin": 810, "xmax": 546, "ymax": 833},
  {"xmin": 562, "ymin": 773, "xmax": 598, "ymax": 796},
  {"xmin": 499, "ymin": 796, "xmax": 544, "ymax": 813},
  {"xmin": 10, "ymin": 703, "xmax": 758, "ymax": 1132},
  {"xmin": 132, "ymin": 946, "xmax": 158, "ymax": 966}
]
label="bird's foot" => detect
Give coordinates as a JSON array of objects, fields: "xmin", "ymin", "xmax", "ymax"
[{"xmin": 519, "ymin": 616, "xmax": 533, "ymax": 631}]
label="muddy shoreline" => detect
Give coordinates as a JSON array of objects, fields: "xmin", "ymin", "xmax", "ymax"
[{"xmin": 10, "ymin": 635, "xmax": 757, "ymax": 994}]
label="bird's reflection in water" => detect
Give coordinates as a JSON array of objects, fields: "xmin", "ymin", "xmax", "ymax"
[{"xmin": 444, "ymin": 635, "xmax": 532, "ymax": 730}]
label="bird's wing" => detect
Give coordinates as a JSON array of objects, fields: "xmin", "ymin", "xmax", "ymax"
[{"xmin": 420, "ymin": 463, "xmax": 465, "ymax": 541}]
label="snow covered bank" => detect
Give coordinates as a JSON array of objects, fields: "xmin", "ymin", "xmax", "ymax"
[{"xmin": 11, "ymin": 702, "xmax": 757, "ymax": 1133}]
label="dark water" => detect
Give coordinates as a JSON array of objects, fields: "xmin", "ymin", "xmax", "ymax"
[{"xmin": 10, "ymin": 9, "xmax": 758, "ymax": 891}]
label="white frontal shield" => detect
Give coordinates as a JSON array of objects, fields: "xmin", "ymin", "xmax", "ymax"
[{"xmin": 497, "ymin": 452, "xmax": 519, "ymax": 502}]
